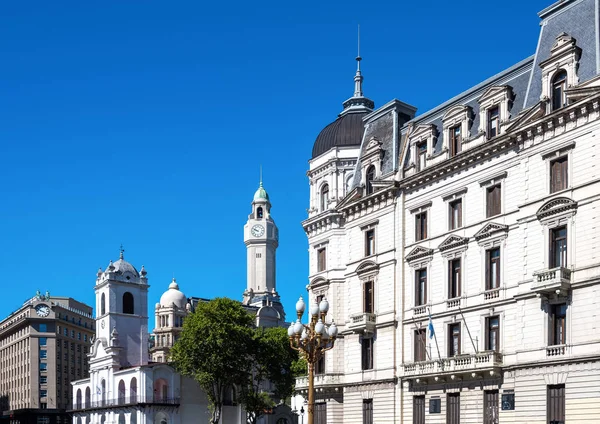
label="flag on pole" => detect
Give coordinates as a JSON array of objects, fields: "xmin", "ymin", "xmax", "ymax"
[
  {"xmin": 96, "ymin": 385, "xmax": 101, "ymax": 395},
  {"xmin": 427, "ymin": 314, "xmax": 435, "ymax": 339}
]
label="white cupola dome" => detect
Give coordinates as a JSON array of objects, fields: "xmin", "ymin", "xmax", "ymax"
[{"xmin": 159, "ymin": 278, "xmax": 187, "ymax": 308}]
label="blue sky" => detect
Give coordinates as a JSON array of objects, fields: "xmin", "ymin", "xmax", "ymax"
[{"xmin": 0, "ymin": 0, "xmax": 551, "ymax": 323}]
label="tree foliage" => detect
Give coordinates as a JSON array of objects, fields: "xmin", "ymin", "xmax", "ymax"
[
  {"xmin": 170, "ymin": 297, "xmax": 254, "ymax": 424},
  {"xmin": 170, "ymin": 298, "xmax": 297, "ymax": 424}
]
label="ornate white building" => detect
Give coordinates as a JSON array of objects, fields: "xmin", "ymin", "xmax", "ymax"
[
  {"xmin": 71, "ymin": 183, "xmax": 293, "ymax": 424},
  {"xmin": 298, "ymin": 0, "xmax": 600, "ymax": 423}
]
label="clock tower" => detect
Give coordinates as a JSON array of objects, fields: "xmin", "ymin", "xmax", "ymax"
[{"xmin": 243, "ymin": 181, "xmax": 284, "ymax": 324}]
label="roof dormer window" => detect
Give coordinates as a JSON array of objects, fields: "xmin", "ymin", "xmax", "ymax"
[
  {"xmin": 408, "ymin": 124, "xmax": 437, "ymax": 172},
  {"xmin": 487, "ymin": 106, "xmax": 500, "ymax": 139},
  {"xmin": 478, "ymin": 86, "xmax": 512, "ymax": 140},
  {"xmin": 366, "ymin": 166, "xmax": 375, "ymax": 195},
  {"xmin": 552, "ymin": 70, "xmax": 567, "ymax": 111},
  {"xmin": 442, "ymin": 105, "xmax": 471, "ymax": 158}
]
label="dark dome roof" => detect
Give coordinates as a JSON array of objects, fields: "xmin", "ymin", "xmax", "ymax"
[{"xmin": 312, "ymin": 111, "xmax": 368, "ymax": 159}]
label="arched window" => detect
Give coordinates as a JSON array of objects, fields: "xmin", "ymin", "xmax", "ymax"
[
  {"xmin": 101, "ymin": 416, "xmax": 106, "ymax": 424},
  {"xmin": 130, "ymin": 378, "xmax": 138, "ymax": 403},
  {"xmin": 123, "ymin": 292, "xmax": 134, "ymax": 314},
  {"xmin": 85, "ymin": 387, "xmax": 91, "ymax": 408},
  {"xmin": 257, "ymin": 207, "xmax": 263, "ymax": 219},
  {"xmin": 100, "ymin": 293, "xmax": 106, "ymax": 316},
  {"xmin": 320, "ymin": 184, "xmax": 329, "ymax": 212},
  {"xmin": 552, "ymin": 70, "xmax": 568, "ymax": 111},
  {"xmin": 118, "ymin": 380, "xmax": 126, "ymax": 405},
  {"xmin": 130, "ymin": 412, "xmax": 137, "ymax": 424},
  {"xmin": 366, "ymin": 166, "xmax": 375, "ymax": 195},
  {"xmin": 118, "ymin": 414, "xmax": 126, "ymax": 424},
  {"xmin": 76, "ymin": 389, "xmax": 82, "ymax": 409}
]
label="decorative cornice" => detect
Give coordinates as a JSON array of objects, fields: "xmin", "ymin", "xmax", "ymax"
[
  {"xmin": 474, "ymin": 222, "xmax": 509, "ymax": 241},
  {"xmin": 406, "ymin": 246, "xmax": 434, "ymax": 263},
  {"xmin": 536, "ymin": 197, "xmax": 578, "ymax": 221},
  {"xmin": 438, "ymin": 235, "xmax": 470, "ymax": 252}
]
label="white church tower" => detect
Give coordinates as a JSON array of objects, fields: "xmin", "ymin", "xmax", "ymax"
[
  {"xmin": 243, "ymin": 181, "xmax": 285, "ymax": 326},
  {"xmin": 93, "ymin": 248, "xmax": 149, "ymax": 368}
]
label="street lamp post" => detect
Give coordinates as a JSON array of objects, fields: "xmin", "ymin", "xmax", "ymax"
[{"xmin": 288, "ymin": 296, "xmax": 338, "ymax": 424}]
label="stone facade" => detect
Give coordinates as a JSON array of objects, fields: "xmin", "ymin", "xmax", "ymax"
[{"xmin": 299, "ymin": 0, "xmax": 600, "ymax": 422}]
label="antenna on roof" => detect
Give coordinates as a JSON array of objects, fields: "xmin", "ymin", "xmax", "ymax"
[
  {"xmin": 354, "ymin": 24, "xmax": 363, "ymax": 98},
  {"xmin": 259, "ymin": 164, "xmax": 263, "ymax": 187}
]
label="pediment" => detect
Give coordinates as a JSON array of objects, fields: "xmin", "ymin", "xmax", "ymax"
[
  {"xmin": 406, "ymin": 246, "xmax": 434, "ymax": 263},
  {"xmin": 504, "ymin": 101, "xmax": 546, "ymax": 133},
  {"xmin": 478, "ymin": 85, "xmax": 512, "ymax": 104},
  {"xmin": 442, "ymin": 104, "xmax": 471, "ymax": 122},
  {"xmin": 409, "ymin": 124, "xmax": 437, "ymax": 142},
  {"xmin": 336, "ymin": 187, "xmax": 362, "ymax": 209},
  {"xmin": 438, "ymin": 234, "xmax": 470, "ymax": 252},
  {"xmin": 565, "ymin": 85, "xmax": 600, "ymax": 102},
  {"xmin": 552, "ymin": 32, "xmax": 576, "ymax": 50},
  {"xmin": 536, "ymin": 197, "xmax": 577, "ymax": 220},
  {"xmin": 474, "ymin": 222, "xmax": 509, "ymax": 241},
  {"xmin": 365, "ymin": 137, "xmax": 382, "ymax": 151},
  {"xmin": 356, "ymin": 260, "xmax": 380, "ymax": 276}
]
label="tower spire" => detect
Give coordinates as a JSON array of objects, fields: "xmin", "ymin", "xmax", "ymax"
[
  {"xmin": 259, "ymin": 164, "xmax": 263, "ymax": 187},
  {"xmin": 341, "ymin": 25, "xmax": 374, "ymax": 113},
  {"xmin": 354, "ymin": 24, "xmax": 363, "ymax": 98}
]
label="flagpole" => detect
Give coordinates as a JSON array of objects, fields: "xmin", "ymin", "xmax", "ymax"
[
  {"xmin": 428, "ymin": 308, "xmax": 442, "ymax": 361},
  {"xmin": 458, "ymin": 307, "xmax": 478, "ymax": 353},
  {"xmin": 411, "ymin": 316, "xmax": 431, "ymax": 361}
]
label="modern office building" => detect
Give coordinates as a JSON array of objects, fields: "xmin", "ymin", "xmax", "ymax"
[
  {"xmin": 299, "ymin": 0, "xmax": 600, "ymax": 422},
  {"xmin": 0, "ymin": 293, "xmax": 94, "ymax": 424}
]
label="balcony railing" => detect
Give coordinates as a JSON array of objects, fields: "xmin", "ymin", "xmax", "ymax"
[
  {"xmin": 295, "ymin": 373, "xmax": 344, "ymax": 391},
  {"xmin": 484, "ymin": 288, "xmax": 501, "ymax": 300},
  {"xmin": 401, "ymin": 351, "xmax": 503, "ymax": 380},
  {"xmin": 347, "ymin": 312, "xmax": 376, "ymax": 333},
  {"xmin": 546, "ymin": 344, "xmax": 568, "ymax": 357},
  {"xmin": 70, "ymin": 395, "xmax": 180, "ymax": 411},
  {"xmin": 532, "ymin": 267, "xmax": 572, "ymax": 295}
]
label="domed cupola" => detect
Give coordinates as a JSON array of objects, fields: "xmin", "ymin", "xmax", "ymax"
[
  {"xmin": 159, "ymin": 278, "xmax": 187, "ymax": 309},
  {"xmin": 312, "ymin": 50, "xmax": 374, "ymax": 159},
  {"xmin": 102, "ymin": 248, "xmax": 140, "ymax": 283},
  {"xmin": 253, "ymin": 182, "xmax": 270, "ymax": 203}
]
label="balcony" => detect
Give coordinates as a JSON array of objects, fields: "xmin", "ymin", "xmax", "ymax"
[
  {"xmin": 69, "ymin": 396, "xmax": 180, "ymax": 412},
  {"xmin": 532, "ymin": 267, "xmax": 572, "ymax": 295},
  {"xmin": 347, "ymin": 312, "xmax": 376, "ymax": 334},
  {"xmin": 546, "ymin": 344, "xmax": 568, "ymax": 357},
  {"xmin": 401, "ymin": 351, "xmax": 503, "ymax": 382},
  {"xmin": 295, "ymin": 373, "xmax": 344, "ymax": 391}
]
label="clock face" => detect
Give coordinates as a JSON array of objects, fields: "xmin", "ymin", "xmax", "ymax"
[
  {"xmin": 35, "ymin": 304, "xmax": 50, "ymax": 317},
  {"xmin": 101, "ymin": 319, "xmax": 106, "ymax": 329},
  {"xmin": 251, "ymin": 224, "xmax": 265, "ymax": 237}
]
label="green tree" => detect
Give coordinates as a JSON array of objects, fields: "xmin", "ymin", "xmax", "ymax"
[
  {"xmin": 170, "ymin": 297, "xmax": 254, "ymax": 424},
  {"xmin": 241, "ymin": 326, "xmax": 297, "ymax": 424}
]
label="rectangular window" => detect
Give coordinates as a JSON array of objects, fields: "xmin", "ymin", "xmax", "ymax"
[
  {"xmin": 414, "ymin": 329, "xmax": 427, "ymax": 362},
  {"xmin": 64, "ymin": 328, "xmax": 68, "ymax": 336},
  {"xmin": 484, "ymin": 390, "xmax": 499, "ymax": 424},
  {"xmin": 487, "ymin": 106, "xmax": 499, "ymax": 139},
  {"xmin": 549, "ymin": 304, "xmax": 567, "ymax": 346},
  {"xmin": 447, "ymin": 393, "xmax": 460, "ymax": 424},
  {"xmin": 39, "ymin": 350, "xmax": 47, "ymax": 359},
  {"xmin": 547, "ymin": 384, "xmax": 565, "ymax": 424},
  {"xmin": 40, "ymin": 376, "xmax": 47, "ymax": 384},
  {"xmin": 317, "ymin": 248, "xmax": 326, "ymax": 272},
  {"xmin": 39, "ymin": 337, "xmax": 47, "ymax": 346},
  {"xmin": 362, "ymin": 399, "xmax": 373, "ymax": 424},
  {"xmin": 448, "ymin": 259, "xmax": 461, "ymax": 299},
  {"xmin": 550, "ymin": 157, "xmax": 568, "ymax": 193},
  {"xmin": 415, "ymin": 212, "xmax": 428, "ymax": 241},
  {"xmin": 449, "ymin": 199, "xmax": 462, "ymax": 230},
  {"xmin": 417, "ymin": 142, "xmax": 427, "ymax": 170},
  {"xmin": 315, "ymin": 355, "xmax": 325, "ymax": 375},
  {"xmin": 448, "ymin": 323, "xmax": 461, "ymax": 357},
  {"xmin": 365, "ymin": 229, "xmax": 375, "ymax": 256},
  {"xmin": 40, "ymin": 390, "xmax": 47, "ymax": 398},
  {"xmin": 413, "ymin": 396, "xmax": 426, "ymax": 424},
  {"xmin": 314, "ymin": 402, "xmax": 327, "ymax": 424},
  {"xmin": 363, "ymin": 281, "xmax": 374, "ymax": 314},
  {"xmin": 550, "ymin": 226, "xmax": 567, "ymax": 268},
  {"xmin": 450, "ymin": 125, "xmax": 462, "ymax": 157},
  {"xmin": 486, "ymin": 184, "xmax": 501, "ymax": 217},
  {"xmin": 415, "ymin": 269, "xmax": 427, "ymax": 306},
  {"xmin": 486, "ymin": 248, "xmax": 501, "ymax": 290},
  {"xmin": 39, "ymin": 324, "xmax": 47, "ymax": 333},
  {"xmin": 361, "ymin": 337, "xmax": 374, "ymax": 370},
  {"xmin": 486, "ymin": 316, "xmax": 500, "ymax": 352},
  {"xmin": 40, "ymin": 363, "xmax": 47, "ymax": 371}
]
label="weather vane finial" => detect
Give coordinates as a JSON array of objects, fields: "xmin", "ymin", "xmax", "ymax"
[
  {"xmin": 119, "ymin": 244, "xmax": 125, "ymax": 260},
  {"xmin": 353, "ymin": 24, "xmax": 364, "ymax": 98},
  {"xmin": 259, "ymin": 165, "xmax": 263, "ymax": 187}
]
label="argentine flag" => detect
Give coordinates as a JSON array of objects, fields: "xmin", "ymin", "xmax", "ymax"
[{"xmin": 427, "ymin": 315, "xmax": 435, "ymax": 339}]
